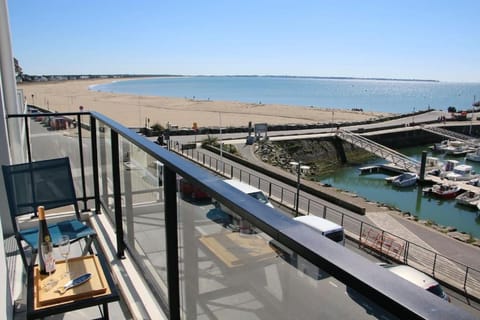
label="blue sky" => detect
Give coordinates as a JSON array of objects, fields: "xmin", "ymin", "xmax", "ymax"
[{"xmin": 7, "ymin": 0, "xmax": 480, "ymax": 82}]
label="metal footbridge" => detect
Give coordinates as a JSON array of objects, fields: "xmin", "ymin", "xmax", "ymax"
[
  {"xmin": 336, "ymin": 130, "xmax": 420, "ymax": 173},
  {"xmin": 421, "ymin": 126, "xmax": 479, "ymax": 146}
]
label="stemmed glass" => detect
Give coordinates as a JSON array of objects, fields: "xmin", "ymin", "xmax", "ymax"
[
  {"xmin": 58, "ymin": 235, "xmax": 71, "ymax": 278},
  {"xmin": 41, "ymin": 241, "xmax": 57, "ymax": 290}
]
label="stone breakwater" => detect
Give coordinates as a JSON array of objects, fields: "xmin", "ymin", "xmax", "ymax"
[{"xmin": 255, "ymin": 138, "xmax": 375, "ymax": 178}]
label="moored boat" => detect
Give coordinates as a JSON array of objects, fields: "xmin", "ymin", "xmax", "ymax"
[
  {"xmin": 466, "ymin": 149, "xmax": 480, "ymax": 162},
  {"xmin": 427, "ymin": 159, "xmax": 459, "ymax": 177},
  {"xmin": 430, "ymin": 140, "xmax": 450, "ymax": 153},
  {"xmin": 444, "ymin": 141, "xmax": 475, "ymax": 156},
  {"xmin": 423, "ymin": 183, "xmax": 462, "ymax": 199},
  {"xmin": 456, "ymin": 191, "xmax": 480, "ymax": 208},
  {"xmin": 425, "ymin": 156, "xmax": 443, "ymax": 171},
  {"xmin": 390, "ymin": 172, "xmax": 418, "ymax": 188},
  {"xmin": 430, "ymin": 140, "xmax": 475, "ymax": 156},
  {"xmin": 445, "ymin": 164, "xmax": 479, "ymax": 181}
]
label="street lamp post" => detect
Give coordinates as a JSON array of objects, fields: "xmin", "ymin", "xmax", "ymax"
[
  {"xmin": 290, "ymin": 161, "xmax": 309, "ymax": 216},
  {"xmin": 471, "ymin": 95, "xmax": 476, "ymax": 135},
  {"xmin": 295, "ymin": 163, "xmax": 301, "ymax": 216},
  {"xmin": 219, "ymin": 112, "xmax": 223, "ymax": 157}
]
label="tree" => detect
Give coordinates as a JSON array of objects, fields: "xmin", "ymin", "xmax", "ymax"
[
  {"xmin": 447, "ymin": 106, "xmax": 456, "ymax": 113},
  {"xmin": 14, "ymin": 57, "xmax": 23, "ymax": 76}
]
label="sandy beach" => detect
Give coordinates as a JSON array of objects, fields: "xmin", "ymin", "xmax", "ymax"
[{"xmin": 18, "ymin": 78, "xmax": 393, "ymax": 128}]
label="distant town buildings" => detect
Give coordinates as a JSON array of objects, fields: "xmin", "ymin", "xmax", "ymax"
[{"xmin": 16, "ymin": 74, "xmax": 127, "ymax": 83}]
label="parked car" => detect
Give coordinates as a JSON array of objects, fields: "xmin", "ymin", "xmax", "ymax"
[
  {"xmin": 379, "ymin": 263, "xmax": 450, "ymax": 302},
  {"xmin": 178, "ymin": 177, "xmax": 211, "ymax": 201},
  {"xmin": 219, "ymin": 179, "xmax": 274, "ymax": 233}
]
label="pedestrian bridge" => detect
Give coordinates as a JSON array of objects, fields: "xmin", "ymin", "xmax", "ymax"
[
  {"xmin": 336, "ymin": 129, "xmax": 420, "ymax": 173},
  {"xmin": 421, "ymin": 126, "xmax": 479, "ymax": 146}
]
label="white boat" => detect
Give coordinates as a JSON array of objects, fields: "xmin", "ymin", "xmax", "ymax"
[
  {"xmin": 431, "ymin": 140, "xmax": 475, "ymax": 156},
  {"xmin": 390, "ymin": 172, "xmax": 418, "ymax": 188},
  {"xmin": 456, "ymin": 191, "xmax": 480, "ymax": 208},
  {"xmin": 446, "ymin": 141, "xmax": 475, "ymax": 156},
  {"xmin": 425, "ymin": 156, "xmax": 443, "ymax": 171},
  {"xmin": 445, "ymin": 164, "xmax": 479, "ymax": 181},
  {"xmin": 430, "ymin": 140, "xmax": 450, "ymax": 153},
  {"xmin": 427, "ymin": 159, "xmax": 459, "ymax": 177},
  {"xmin": 466, "ymin": 149, "xmax": 480, "ymax": 162}
]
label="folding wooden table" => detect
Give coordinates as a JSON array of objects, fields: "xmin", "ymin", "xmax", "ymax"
[{"xmin": 27, "ymin": 254, "xmax": 119, "ymax": 320}]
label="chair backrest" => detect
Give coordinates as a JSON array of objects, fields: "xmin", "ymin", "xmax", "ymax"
[{"xmin": 2, "ymin": 157, "xmax": 79, "ymax": 221}]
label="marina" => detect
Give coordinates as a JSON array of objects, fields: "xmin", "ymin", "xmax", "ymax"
[{"xmin": 320, "ymin": 143, "xmax": 480, "ymax": 238}]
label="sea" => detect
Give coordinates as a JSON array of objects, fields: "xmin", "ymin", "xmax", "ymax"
[
  {"xmin": 91, "ymin": 76, "xmax": 480, "ymax": 114},
  {"xmin": 94, "ymin": 76, "xmax": 480, "ymax": 237}
]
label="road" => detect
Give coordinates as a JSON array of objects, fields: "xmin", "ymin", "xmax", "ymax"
[{"xmin": 164, "ymin": 110, "xmax": 480, "ymax": 147}]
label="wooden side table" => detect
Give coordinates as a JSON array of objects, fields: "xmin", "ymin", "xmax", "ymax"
[{"xmin": 27, "ymin": 254, "xmax": 119, "ymax": 320}]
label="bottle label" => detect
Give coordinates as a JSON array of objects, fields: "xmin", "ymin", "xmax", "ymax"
[{"xmin": 44, "ymin": 251, "xmax": 56, "ymax": 273}]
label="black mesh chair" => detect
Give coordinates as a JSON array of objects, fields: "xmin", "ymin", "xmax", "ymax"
[{"xmin": 2, "ymin": 157, "xmax": 96, "ymax": 270}]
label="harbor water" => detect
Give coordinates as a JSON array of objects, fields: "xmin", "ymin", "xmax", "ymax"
[{"xmin": 319, "ymin": 145, "xmax": 480, "ymax": 238}]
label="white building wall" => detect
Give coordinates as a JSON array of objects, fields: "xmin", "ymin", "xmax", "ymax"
[{"xmin": 0, "ymin": 0, "xmax": 20, "ymax": 318}]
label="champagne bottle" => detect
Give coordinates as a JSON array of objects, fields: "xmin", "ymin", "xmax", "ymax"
[{"xmin": 37, "ymin": 206, "xmax": 56, "ymax": 275}]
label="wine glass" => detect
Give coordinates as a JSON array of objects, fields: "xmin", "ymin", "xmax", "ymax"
[
  {"xmin": 58, "ymin": 235, "xmax": 71, "ymax": 278},
  {"xmin": 41, "ymin": 241, "xmax": 57, "ymax": 290}
]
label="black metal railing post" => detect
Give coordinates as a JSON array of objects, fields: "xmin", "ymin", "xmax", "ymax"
[
  {"xmin": 77, "ymin": 114, "xmax": 88, "ymax": 211},
  {"xmin": 24, "ymin": 115, "xmax": 32, "ymax": 163},
  {"xmin": 404, "ymin": 242, "xmax": 409, "ymax": 264},
  {"xmin": 164, "ymin": 166, "xmax": 180, "ymax": 320},
  {"xmin": 90, "ymin": 117, "xmax": 100, "ymax": 215},
  {"xmin": 359, "ymin": 222, "xmax": 364, "ymax": 246},
  {"xmin": 111, "ymin": 130, "xmax": 125, "ymax": 259},
  {"xmin": 464, "ymin": 267, "xmax": 469, "ymax": 300}
]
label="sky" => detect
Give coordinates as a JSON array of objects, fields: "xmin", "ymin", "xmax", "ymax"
[{"xmin": 6, "ymin": 0, "xmax": 480, "ymax": 82}]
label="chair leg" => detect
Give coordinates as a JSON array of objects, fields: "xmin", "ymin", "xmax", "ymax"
[
  {"xmin": 102, "ymin": 302, "xmax": 109, "ymax": 320},
  {"xmin": 31, "ymin": 251, "xmax": 38, "ymax": 268},
  {"xmin": 16, "ymin": 237, "xmax": 30, "ymax": 271},
  {"xmin": 82, "ymin": 236, "xmax": 95, "ymax": 255}
]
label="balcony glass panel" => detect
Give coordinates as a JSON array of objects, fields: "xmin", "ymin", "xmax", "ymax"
[
  {"xmin": 117, "ymin": 136, "xmax": 169, "ymax": 305},
  {"xmin": 177, "ymin": 189, "xmax": 398, "ymax": 319},
  {"xmin": 9, "ymin": 114, "xmax": 94, "ymax": 203},
  {"xmin": 96, "ymin": 120, "xmax": 114, "ymax": 220}
]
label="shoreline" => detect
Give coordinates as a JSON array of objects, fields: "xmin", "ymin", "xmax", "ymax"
[{"xmin": 18, "ymin": 78, "xmax": 393, "ymax": 128}]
